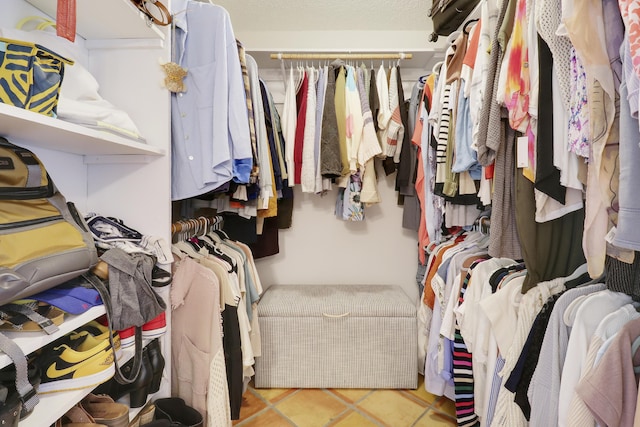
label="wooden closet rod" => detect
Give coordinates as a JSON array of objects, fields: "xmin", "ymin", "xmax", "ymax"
[{"xmin": 270, "ymin": 52, "xmax": 412, "ymax": 60}]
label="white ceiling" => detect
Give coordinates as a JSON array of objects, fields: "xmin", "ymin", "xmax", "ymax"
[
  {"xmin": 213, "ymin": 0, "xmax": 448, "ymax": 71},
  {"xmin": 213, "ymin": 0, "xmax": 431, "ymax": 32}
]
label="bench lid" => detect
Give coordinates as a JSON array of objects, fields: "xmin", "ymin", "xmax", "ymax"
[{"xmin": 257, "ymin": 285, "xmax": 416, "ymax": 318}]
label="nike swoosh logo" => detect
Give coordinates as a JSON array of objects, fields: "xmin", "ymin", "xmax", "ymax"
[
  {"xmin": 47, "ymin": 362, "xmax": 81, "ymax": 379},
  {"xmin": 46, "ymin": 349, "xmax": 110, "ymax": 379}
]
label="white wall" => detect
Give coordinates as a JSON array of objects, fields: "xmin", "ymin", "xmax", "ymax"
[{"xmin": 254, "ymin": 164, "xmax": 421, "ymax": 302}]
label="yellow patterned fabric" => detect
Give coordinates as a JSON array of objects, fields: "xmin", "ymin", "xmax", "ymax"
[{"xmin": 0, "ymin": 38, "xmax": 73, "ymax": 116}]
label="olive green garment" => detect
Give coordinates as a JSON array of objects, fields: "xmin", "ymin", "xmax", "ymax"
[
  {"xmin": 334, "ymin": 66, "xmax": 350, "ymax": 177},
  {"xmin": 515, "ymin": 170, "xmax": 586, "ymax": 293}
]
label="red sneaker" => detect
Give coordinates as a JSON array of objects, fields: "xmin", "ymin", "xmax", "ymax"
[
  {"xmin": 98, "ymin": 312, "xmax": 166, "ymax": 347},
  {"xmin": 142, "ymin": 311, "xmax": 166, "ymax": 339},
  {"xmin": 118, "ymin": 326, "xmax": 135, "ymax": 348}
]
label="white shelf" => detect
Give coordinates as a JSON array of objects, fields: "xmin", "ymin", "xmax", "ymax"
[
  {"xmin": 0, "ymin": 103, "xmax": 165, "ymax": 156},
  {"xmin": 24, "ymin": 0, "xmax": 165, "ymax": 40},
  {"xmin": 20, "ymin": 383, "xmax": 95, "ymax": 427},
  {"xmin": 0, "ymin": 305, "xmax": 106, "ymax": 370}
]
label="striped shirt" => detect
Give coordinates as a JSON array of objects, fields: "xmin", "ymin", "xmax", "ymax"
[
  {"xmin": 453, "ymin": 260, "xmax": 485, "ymax": 427},
  {"xmin": 485, "ymin": 355, "xmax": 505, "ymax": 427}
]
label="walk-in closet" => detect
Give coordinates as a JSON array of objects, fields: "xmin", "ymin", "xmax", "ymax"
[{"xmin": 0, "ymin": 0, "xmax": 639, "ymax": 426}]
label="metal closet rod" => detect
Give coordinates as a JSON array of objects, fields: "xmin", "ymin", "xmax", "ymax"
[{"xmin": 270, "ymin": 52, "xmax": 413, "ymax": 60}]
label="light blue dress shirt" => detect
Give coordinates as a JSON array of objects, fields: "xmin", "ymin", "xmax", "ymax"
[{"xmin": 171, "ymin": 1, "xmax": 252, "ymax": 201}]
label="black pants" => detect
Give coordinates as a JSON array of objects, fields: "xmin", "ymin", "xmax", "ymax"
[{"xmin": 222, "ymin": 304, "xmax": 243, "ymax": 420}]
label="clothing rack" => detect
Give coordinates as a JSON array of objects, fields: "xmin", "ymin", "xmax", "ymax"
[
  {"xmin": 171, "ymin": 215, "xmax": 224, "ymax": 237},
  {"xmin": 270, "ymin": 52, "xmax": 413, "ymax": 60}
]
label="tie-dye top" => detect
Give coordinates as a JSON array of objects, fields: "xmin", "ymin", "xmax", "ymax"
[
  {"xmin": 618, "ymin": 0, "xmax": 640, "ymax": 82},
  {"xmin": 503, "ymin": 0, "xmax": 536, "ymax": 179}
]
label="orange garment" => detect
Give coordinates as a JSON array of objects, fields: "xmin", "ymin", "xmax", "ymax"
[
  {"xmin": 413, "ymin": 84, "xmax": 429, "ymax": 265},
  {"xmin": 463, "ymin": 20, "xmax": 482, "ymax": 70},
  {"xmin": 426, "ymin": 73, "xmax": 436, "ymax": 112},
  {"xmin": 414, "ymin": 74, "xmax": 436, "ymax": 266},
  {"xmin": 422, "ymin": 234, "xmax": 467, "ymax": 309}
]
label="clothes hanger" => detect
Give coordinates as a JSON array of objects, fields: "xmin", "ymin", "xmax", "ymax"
[
  {"xmin": 204, "ymin": 216, "xmax": 232, "ymax": 244},
  {"xmin": 463, "ymin": 19, "xmax": 479, "ymax": 35},
  {"xmin": 561, "ymin": 263, "xmax": 589, "ymax": 286},
  {"xmin": 432, "ymin": 61, "xmax": 443, "ymax": 75},
  {"xmin": 189, "ymin": 220, "xmax": 236, "ymax": 272},
  {"xmin": 207, "ymin": 242, "xmax": 238, "ymax": 273},
  {"xmin": 172, "ymin": 239, "xmax": 204, "ymax": 260}
]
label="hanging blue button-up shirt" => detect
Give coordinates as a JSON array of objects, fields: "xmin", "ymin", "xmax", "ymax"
[{"xmin": 171, "ymin": 1, "xmax": 252, "ymax": 201}]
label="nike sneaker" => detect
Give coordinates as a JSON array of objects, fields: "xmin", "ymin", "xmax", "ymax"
[
  {"xmin": 35, "ymin": 331, "xmax": 115, "ymax": 393},
  {"xmin": 75, "ymin": 320, "xmax": 122, "ymax": 359}
]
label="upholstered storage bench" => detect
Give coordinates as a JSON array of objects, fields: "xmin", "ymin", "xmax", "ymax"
[{"xmin": 254, "ymin": 284, "xmax": 417, "ymax": 389}]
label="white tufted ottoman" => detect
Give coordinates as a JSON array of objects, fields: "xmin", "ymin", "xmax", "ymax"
[{"xmin": 254, "ymin": 284, "xmax": 417, "ymax": 389}]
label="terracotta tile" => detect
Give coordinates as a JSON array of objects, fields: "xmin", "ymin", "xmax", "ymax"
[
  {"xmin": 403, "ymin": 384, "xmax": 440, "ymax": 408},
  {"xmin": 433, "ymin": 396, "xmax": 456, "ymax": 417},
  {"xmin": 327, "ymin": 410, "xmax": 380, "ymax": 427},
  {"xmin": 328, "ymin": 388, "xmax": 371, "ymax": 404},
  {"xmin": 402, "ymin": 377, "xmax": 439, "ymax": 407},
  {"xmin": 253, "ymin": 387, "xmax": 298, "ymax": 404},
  {"xmin": 275, "ymin": 389, "xmax": 347, "ymax": 427},
  {"xmin": 413, "ymin": 410, "xmax": 457, "ymax": 426},
  {"xmin": 357, "ymin": 390, "xmax": 426, "ymax": 427},
  {"xmin": 233, "ymin": 389, "xmax": 268, "ymax": 424},
  {"xmin": 235, "ymin": 409, "xmax": 295, "ymax": 427}
]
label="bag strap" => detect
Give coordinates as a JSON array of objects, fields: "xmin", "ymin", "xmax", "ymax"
[
  {"xmin": 15, "ymin": 16, "xmax": 56, "ymax": 31},
  {"xmin": 0, "ymin": 333, "xmax": 38, "ymax": 414},
  {"xmin": 82, "ymin": 272, "xmax": 142, "ymax": 385},
  {"xmin": 0, "ymin": 303, "xmax": 60, "ymax": 335}
]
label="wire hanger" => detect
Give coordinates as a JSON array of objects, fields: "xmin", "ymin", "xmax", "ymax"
[
  {"xmin": 432, "ymin": 61, "xmax": 444, "ymax": 75},
  {"xmin": 463, "ymin": 19, "xmax": 480, "ymax": 35}
]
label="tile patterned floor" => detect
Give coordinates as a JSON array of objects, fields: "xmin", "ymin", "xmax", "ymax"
[{"xmin": 233, "ymin": 376, "xmax": 456, "ymax": 427}]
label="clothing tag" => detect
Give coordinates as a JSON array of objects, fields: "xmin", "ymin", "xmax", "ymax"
[
  {"xmin": 56, "ymin": 0, "xmax": 76, "ymax": 42},
  {"xmin": 605, "ymin": 226, "xmax": 617, "ymax": 245},
  {"xmin": 516, "ymin": 136, "xmax": 528, "ymax": 168}
]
